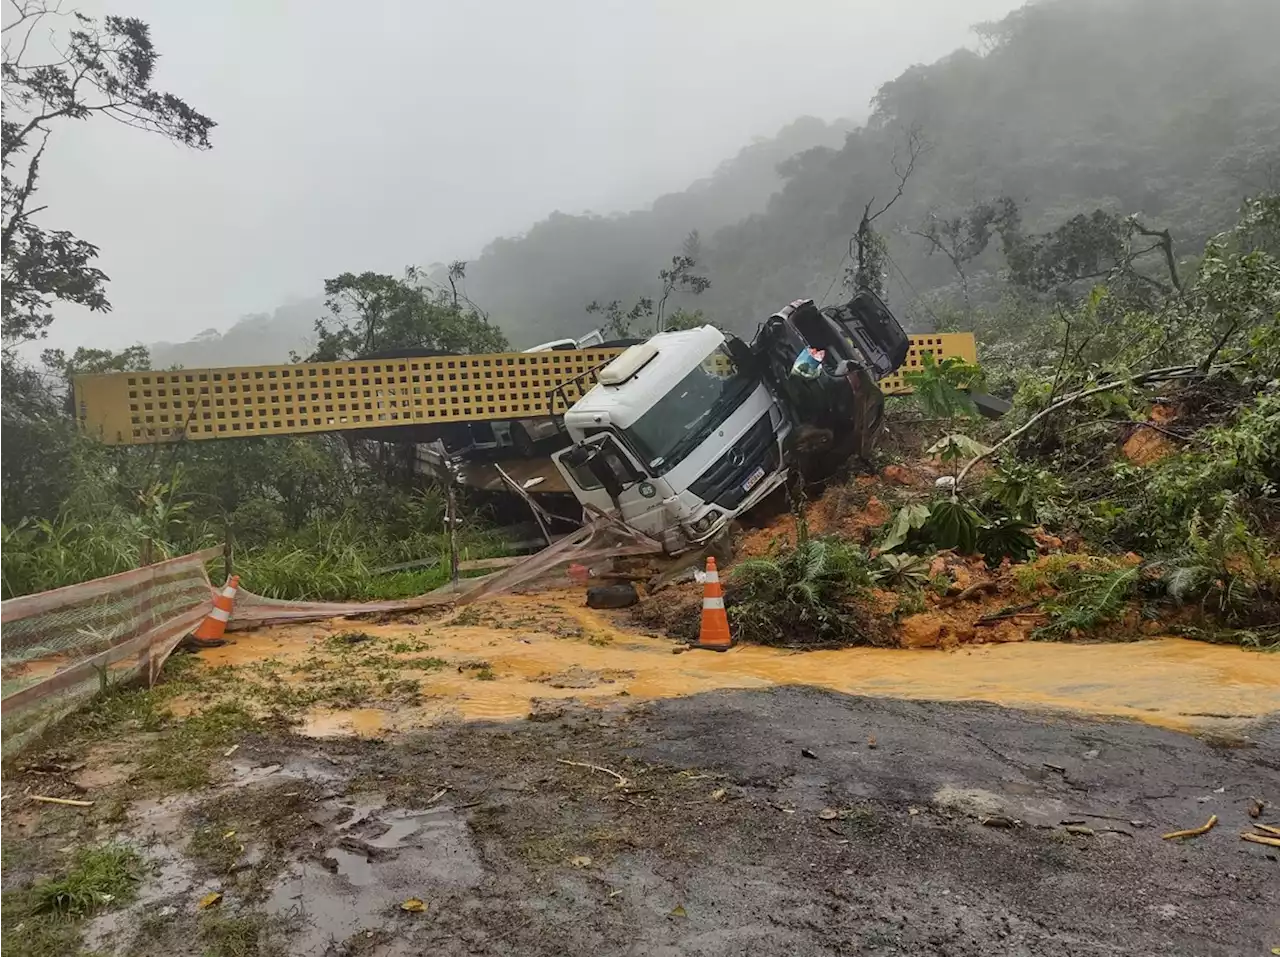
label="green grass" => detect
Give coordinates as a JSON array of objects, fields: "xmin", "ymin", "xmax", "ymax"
[
  {"xmin": 2, "ymin": 843, "xmax": 144, "ymax": 955},
  {"xmin": 325, "ymin": 630, "xmax": 378, "ymax": 647},
  {"xmin": 28, "ymin": 843, "xmax": 143, "ymax": 917},
  {"xmin": 199, "ymin": 912, "xmax": 276, "ymax": 957},
  {"xmin": 134, "ymin": 702, "xmax": 262, "ymax": 791}
]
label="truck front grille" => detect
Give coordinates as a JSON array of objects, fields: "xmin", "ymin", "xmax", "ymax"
[{"xmin": 687, "ymin": 415, "xmax": 778, "ymax": 510}]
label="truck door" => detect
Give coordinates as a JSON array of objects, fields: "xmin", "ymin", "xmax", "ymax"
[{"xmin": 553, "ymin": 433, "xmax": 667, "ymax": 533}]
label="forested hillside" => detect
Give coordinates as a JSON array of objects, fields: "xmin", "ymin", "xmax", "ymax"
[
  {"xmin": 150, "ymin": 0, "xmax": 1279, "ymax": 356},
  {"xmin": 696, "ymin": 0, "xmax": 1280, "ymax": 333},
  {"xmin": 150, "ymin": 116, "xmax": 853, "ymax": 365}
]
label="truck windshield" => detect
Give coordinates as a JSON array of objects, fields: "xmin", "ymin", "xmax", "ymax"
[{"xmin": 623, "ymin": 344, "xmax": 757, "ymax": 474}]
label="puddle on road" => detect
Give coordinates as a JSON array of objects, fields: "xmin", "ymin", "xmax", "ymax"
[
  {"xmin": 195, "ymin": 591, "xmax": 1280, "ymax": 736},
  {"xmin": 266, "ymin": 800, "xmax": 483, "ymax": 957}
]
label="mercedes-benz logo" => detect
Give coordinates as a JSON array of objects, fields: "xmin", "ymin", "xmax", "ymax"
[{"xmin": 728, "ymin": 448, "xmax": 745, "ymax": 468}]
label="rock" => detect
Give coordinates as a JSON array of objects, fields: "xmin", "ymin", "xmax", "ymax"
[
  {"xmin": 900, "ymin": 614, "xmax": 946, "ymax": 649},
  {"xmin": 990, "ymin": 622, "xmax": 1030, "ymax": 643},
  {"xmin": 586, "ymin": 582, "xmax": 639, "ymax": 609}
]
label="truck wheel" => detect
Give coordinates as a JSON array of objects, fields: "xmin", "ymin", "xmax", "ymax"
[{"xmin": 586, "ymin": 583, "xmax": 639, "ymax": 609}]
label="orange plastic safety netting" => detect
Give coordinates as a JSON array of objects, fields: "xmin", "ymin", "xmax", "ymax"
[{"xmin": 1, "ymin": 547, "xmax": 219, "ymax": 756}]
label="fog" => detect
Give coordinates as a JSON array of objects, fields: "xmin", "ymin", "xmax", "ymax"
[{"xmin": 16, "ymin": 0, "xmax": 1023, "ymax": 354}]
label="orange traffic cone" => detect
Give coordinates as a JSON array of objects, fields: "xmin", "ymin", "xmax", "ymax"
[
  {"xmin": 190, "ymin": 575, "xmax": 240, "ymax": 646},
  {"xmin": 692, "ymin": 557, "xmax": 733, "ymax": 652}
]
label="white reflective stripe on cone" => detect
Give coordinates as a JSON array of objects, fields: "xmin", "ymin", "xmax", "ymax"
[
  {"xmin": 702, "ymin": 596, "xmax": 725, "ymax": 610},
  {"xmin": 704, "ymin": 571, "xmax": 719, "ymax": 583},
  {"xmin": 220, "ymin": 586, "xmax": 238, "ymax": 598},
  {"xmin": 209, "ymin": 606, "xmax": 232, "ymax": 622}
]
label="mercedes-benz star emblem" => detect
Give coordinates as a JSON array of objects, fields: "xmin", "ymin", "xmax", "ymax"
[{"xmin": 728, "ymin": 449, "xmax": 745, "ymax": 468}]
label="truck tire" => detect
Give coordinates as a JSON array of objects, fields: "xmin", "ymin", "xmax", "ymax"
[{"xmin": 586, "ymin": 583, "xmax": 639, "ymax": 609}]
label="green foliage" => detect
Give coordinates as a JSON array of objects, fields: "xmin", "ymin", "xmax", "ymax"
[
  {"xmin": 1105, "ymin": 390, "xmax": 1279, "ymax": 551},
  {"xmin": 1157, "ymin": 498, "xmax": 1276, "ymax": 621},
  {"xmin": 728, "ymin": 536, "xmax": 876, "ymax": 646},
  {"xmin": 873, "ymin": 553, "xmax": 931, "ymax": 589},
  {"xmin": 984, "ymin": 459, "xmax": 1064, "ymax": 524},
  {"xmin": 976, "ymin": 518, "xmax": 1037, "ymax": 567},
  {"xmin": 904, "ymin": 353, "xmax": 985, "ymax": 418},
  {"xmin": 28, "ymin": 843, "xmax": 142, "ymax": 917},
  {"xmin": 3, "ymin": 8, "xmax": 215, "ymax": 345},
  {"xmin": 926, "ymin": 433, "xmax": 990, "ymax": 471},
  {"xmin": 1036, "ymin": 566, "xmax": 1142, "ymax": 640},
  {"xmin": 310, "ymin": 268, "xmax": 508, "ymax": 361},
  {"xmin": 879, "ymin": 503, "xmax": 930, "ymax": 552},
  {"xmin": 922, "ymin": 500, "xmax": 980, "ymax": 554},
  {"xmin": 198, "ymin": 912, "xmax": 273, "ymax": 957},
  {"xmin": 586, "ymin": 231, "xmax": 710, "ymax": 337}
]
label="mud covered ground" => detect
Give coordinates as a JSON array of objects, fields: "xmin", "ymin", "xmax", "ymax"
[{"xmin": 5, "ymin": 685, "xmax": 1278, "ymax": 957}]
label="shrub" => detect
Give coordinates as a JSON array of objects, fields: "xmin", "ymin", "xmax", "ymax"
[{"xmin": 728, "ymin": 536, "xmax": 879, "ymax": 646}]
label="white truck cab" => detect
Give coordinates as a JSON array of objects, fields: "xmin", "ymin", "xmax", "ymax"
[{"xmin": 553, "ymin": 326, "xmax": 791, "ymax": 553}]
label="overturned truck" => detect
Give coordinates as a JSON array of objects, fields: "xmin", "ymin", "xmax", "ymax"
[{"xmin": 551, "ymin": 293, "xmax": 909, "ymax": 554}]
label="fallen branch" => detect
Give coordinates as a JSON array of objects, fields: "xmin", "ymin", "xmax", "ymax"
[
  {"xmin": 956, "ymin": 364, "xmax": 1203, "ymax": 488},
  {"xmin": 555, "ymin": 759, "xmax": 630, "ymax": 787},
  {"xmin": 1129, "ymin": 421, "xmax": 1202, "ymax": 444},
  {"xmin": 974, "ymin": 602, "xmax": 1040, "ymax": 626},
  {"xmin": 1161, "ymin": 814, "xmax": 1217, "ymax": 840},
  {"xmin": 30, "ymin": 794, "xmax": 94, "ymax": 807},
  {"xmin": 1241, "ymin": 832, "xmax": 1280, "ymax": 848},
  {"xmin": 943, "ymin": 580, "xmax": 999, "ymax": 606},
  {"xmin": 1251, "ymin": 822, "xmax": 1280, "ymax": 837}
]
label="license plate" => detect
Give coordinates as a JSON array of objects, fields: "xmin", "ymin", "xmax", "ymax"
[{"xmin": 741, "ymin": 466, "xmax": 766, "ymax": 493}]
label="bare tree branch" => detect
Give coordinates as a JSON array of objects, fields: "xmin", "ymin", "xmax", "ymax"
[
  {"xmin": 1129, "ymin": 220, "xmax": 1183, "ymax": 295},
  {"xmin": 867, "ymin": 124, "xmax": 927, "ymax": 224}
]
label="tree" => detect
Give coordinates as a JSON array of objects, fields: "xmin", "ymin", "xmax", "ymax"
[
  {"xmin": 910, "ymin": 197, "xmax": 1018, "ymax": 312},
  {"xmin": 2, "ymin": 2, "xmax": 215, "ymax": 346},
  {"xmin": 586, "ymin": 231, "xmax": 710, "ymax": 337},
  {"xmin": 309, "ymin": 268, "xmax": 509, "ymax": 361},
  {"xmin": 655, "ymin": 231, "xmax": 711, "ymax": 332},
  {"xmin": 1000, "ymin": 209, "xmax": 1184, "ymax": 302},
  {"xmin": 846, "ymin": 125, "xmax": 927, "ymax": 297}
]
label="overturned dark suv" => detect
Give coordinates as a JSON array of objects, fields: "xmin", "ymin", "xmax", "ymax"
[{"xmin": 751, "ymin": 291, "xmax": 910, "ymax": 475}]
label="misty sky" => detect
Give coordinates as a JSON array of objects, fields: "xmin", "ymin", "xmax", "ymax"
[{"xmin": 18, "ymin": 0, "xmax": 1023, "ymax": 353}]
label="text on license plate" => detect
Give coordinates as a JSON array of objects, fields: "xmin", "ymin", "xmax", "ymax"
[{"xmin": 741, "ymin": 466, "xmax": 766, "ymax": 493}]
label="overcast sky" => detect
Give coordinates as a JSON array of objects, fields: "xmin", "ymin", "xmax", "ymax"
[{"xmin": 14, "ymin": 0, "xmax": 1023, "ymax": 353}]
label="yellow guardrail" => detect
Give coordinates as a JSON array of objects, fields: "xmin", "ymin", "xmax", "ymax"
[{"xmin": 73, "ymin": 333, "xmax": 976, "ymax": 445}]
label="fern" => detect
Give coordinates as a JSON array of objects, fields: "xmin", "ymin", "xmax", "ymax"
[
  {"xmin": 728, "ymin": 536, "xmax": 876, "ymax": 646},
  {"xmin": 1036, "ymin": 566, "xmax": 1141, "ymax": 639},
  {"xmin": 1157, "ymin": 496, "xmax": 1274, "ymax": 620}
]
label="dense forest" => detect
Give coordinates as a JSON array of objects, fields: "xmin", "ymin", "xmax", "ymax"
[{"xmin": 150, "ymin": 0, "xmax": 1280, "ymax": 360}]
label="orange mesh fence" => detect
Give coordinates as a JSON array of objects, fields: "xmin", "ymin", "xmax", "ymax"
[{"xmin": 1, "ymin": 547, "xmax": 219, "ymax": 756}]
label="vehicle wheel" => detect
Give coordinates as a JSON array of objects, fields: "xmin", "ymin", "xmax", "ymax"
[{"xmin": 586, "ymin": 583, "xmax": 639, "ymax": 609}]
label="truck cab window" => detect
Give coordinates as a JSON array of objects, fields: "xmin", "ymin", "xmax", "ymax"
[{"xmin": 563, "ymin": 435, "xmax": 641, "ymax": 492}]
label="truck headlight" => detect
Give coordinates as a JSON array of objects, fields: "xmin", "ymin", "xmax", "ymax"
[{"xmin": 693, "ymin": 509, "xmax": 722, "ymax": 533}]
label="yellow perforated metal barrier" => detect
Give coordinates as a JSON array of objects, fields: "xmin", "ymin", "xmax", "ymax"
[
  {"xmin": 879, "ymin": 332, "xmax": 977, "ymax": 395},
  {"xmin": 74, "ymin": 333, "xmax": 976, "ymax": 445}
]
